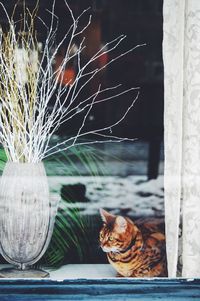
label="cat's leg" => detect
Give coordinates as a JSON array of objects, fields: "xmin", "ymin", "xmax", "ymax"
[
  {"xmin": 136, "ymin": 262, "xmax": 166, "ymax": 278},
  {"xmin": 116, "ymin": 272, "xmax": 124, "ymax": 277}
]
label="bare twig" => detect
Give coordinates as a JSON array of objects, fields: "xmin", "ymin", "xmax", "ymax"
[{"xmin": 0, "ymin": 1, "xmax": 145, "ymax": 163}]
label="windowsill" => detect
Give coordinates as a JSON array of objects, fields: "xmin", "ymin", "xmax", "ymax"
[
  {"xmin": 48, "ymin": 264, "xmax": 117, "ymax": 279},
  {"xmin": 0, "ymin": 264, "xmax": 116, "ymax": 279},
  {"xmin": 0, "ymin": 265, "xmax": 199, "ymax": 300}
]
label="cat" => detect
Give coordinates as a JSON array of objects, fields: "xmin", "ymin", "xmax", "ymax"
[{"xmin": 99, "ymin": 209, "xmax": 167, "ymax": 277}]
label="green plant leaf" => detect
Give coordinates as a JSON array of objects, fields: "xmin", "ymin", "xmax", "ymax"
[
  {"xmin": 42, "ymin": 144, "xmax": 107, "ymax": 268},
  {"xmin": 0, "ymin": 148, "xmax": 7, "ymax": 172}
]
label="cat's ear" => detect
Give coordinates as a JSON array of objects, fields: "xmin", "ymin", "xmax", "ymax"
[
  {"xmin": 115, "ymin": 216, "xmax": 127, "ymax": 232},
  {"xmin": 99, "ymin": 208, "xmax": 116, "ymax": 224}
]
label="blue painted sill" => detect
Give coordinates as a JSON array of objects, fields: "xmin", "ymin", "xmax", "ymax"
[{"xmin": 0, "ymin": 278, "xmax": 199, "ymax": 300}]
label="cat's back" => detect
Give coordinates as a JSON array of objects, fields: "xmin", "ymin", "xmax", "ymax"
[{"xmin": 135, "ymin": 217, "xmax": 165, "ymax": 241}]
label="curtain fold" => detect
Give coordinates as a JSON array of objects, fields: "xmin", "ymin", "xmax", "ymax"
[{"xmin": 163, "ymin": 0, "xmax": 200, "ymax": 277}]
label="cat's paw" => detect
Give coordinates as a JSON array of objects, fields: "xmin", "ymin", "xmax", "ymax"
[{"xmin": 116, "ymin": 273, "xmax": 123, "ymax": 278}]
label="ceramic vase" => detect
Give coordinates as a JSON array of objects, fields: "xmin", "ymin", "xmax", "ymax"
[{"xmin": 0, "ymin": 162, "xmax": 58, "ymax": 278}]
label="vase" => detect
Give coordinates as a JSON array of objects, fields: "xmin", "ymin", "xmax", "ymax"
[{"xmin": 0, "ymin": 162, "xmax": 58, "ymax": 278}]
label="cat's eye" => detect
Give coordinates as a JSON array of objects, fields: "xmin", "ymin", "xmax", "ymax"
[
  {"xmin": 108, "ymin": 236, "xmax": 114, "ymax": 241},
  {"xmin": 100, "ymin": 233, "xmax": 104, "ymax": 239}
]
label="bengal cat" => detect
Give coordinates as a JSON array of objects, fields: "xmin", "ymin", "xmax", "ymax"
[{"xmin": 99, "ymin": 209, "xmax": 167, "ymax": 277}]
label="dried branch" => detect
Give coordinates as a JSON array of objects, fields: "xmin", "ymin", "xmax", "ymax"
[{"xmin": 0, "ymin": 1, "xmax": 145, "ymax": 163}]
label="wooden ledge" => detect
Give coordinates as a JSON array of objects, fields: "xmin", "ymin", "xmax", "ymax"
[
  {"xmin": 0, "ymin": 265, "xmax": 199, "ymax": 300},
  {"xmin": 0, "ymin": 278, "xmax": 199, "ymax": 300}
]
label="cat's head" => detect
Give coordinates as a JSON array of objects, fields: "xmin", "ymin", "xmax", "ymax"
[{"xmin": 99, "ymin": 208, "xmax": 139, "ymax": 253}]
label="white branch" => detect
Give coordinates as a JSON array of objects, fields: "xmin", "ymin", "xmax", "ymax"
[{"xmin": 0, "ymin": 1, "xmax": 144, "ymax": 163}]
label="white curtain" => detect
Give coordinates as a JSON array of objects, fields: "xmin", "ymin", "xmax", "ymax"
[{"xmin": 163, "ymin": 0, "xmax": 200, "ymax": 277}]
